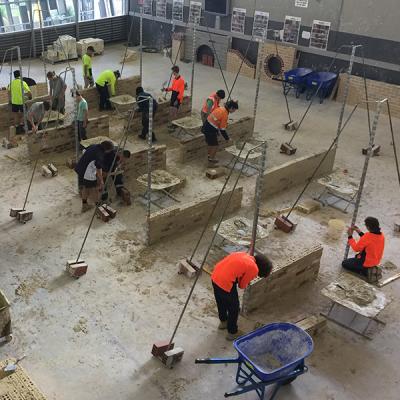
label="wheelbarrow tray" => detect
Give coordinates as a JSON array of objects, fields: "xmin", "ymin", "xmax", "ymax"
[
  {"xmin": 306, "ymin": 71, "xmax": 337, "ymax": 90},
  {"xmin": 284, "ymin": 68, "xmax": 313, "ymax": 85},
  {"xmin": 234, "ymin": 322, "xmax": 314, "ymax": 382}
]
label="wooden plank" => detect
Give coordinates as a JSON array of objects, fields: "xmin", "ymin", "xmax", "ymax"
[{"xmin": 377, "ymin": 272, "xmax": 400, "ymax": 288}]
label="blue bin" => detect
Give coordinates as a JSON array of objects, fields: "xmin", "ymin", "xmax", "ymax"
[
  {"xmin": 305, "ymin": 71, "xmax": 338, "ymax": 103},
  {"xmin": 283, "ymin": 68, "xmax": 313, "ymax": 98},
  {"xmin": 234, "ymin": 322, "xmax": 314, "ymax": 382}
]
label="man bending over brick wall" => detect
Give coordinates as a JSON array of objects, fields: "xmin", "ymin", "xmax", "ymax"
[{"xmin": 211, "ymin": 252, "xmax": 272, "ymax": 341}]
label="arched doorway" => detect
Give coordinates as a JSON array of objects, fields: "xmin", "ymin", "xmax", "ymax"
[{"xmin": 197, "ymin": 45, "xmax": 214, "ymax": 67}]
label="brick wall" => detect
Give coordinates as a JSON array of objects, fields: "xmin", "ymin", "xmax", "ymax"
[
  {"xmin": 123, "ymin": 144, "xmax": 167, "ymax": 190},
  {"xmin": 179, "ymin": 116, "xmax": 255, "ymax": 162},
  {"xmin": 80, "ymin": 75, "xmax": 141, "ymax": 117},
  {"xmin": 27, "ymin": 115, "xmax": 109, "ymax": 158},
  {"xmin": 242, "ymin": 245, "xmax": 322, "ymax": 314},
  {"xmin": 147, "ymin": 186, "xmax": 243, "ymax": 245},
  {"xmin": 261, "ymin": 147, "xmax": 337, "ymax": 198},
  {"xmin": 0, "ymin": 82, "xmax": 48, "ymax": 105},
  {"xmin": 336, "ymin": 73, "xmax": 400, "ymax": 118},
  {"xmin": 226, "ymin": 49, "xmax": 256, "ymax": 79},
  {"xmin": 258, "ymin": 43, "xmax": 297, "ymax": 82}
]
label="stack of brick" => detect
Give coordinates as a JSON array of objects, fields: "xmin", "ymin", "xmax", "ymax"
[
  {"xmin": 336, "ymin": 73, "xmax": 400, "ymax": 118},
  {"xmin": 27, "ymin": 115, "xmax": 109, "ymax": 158},
  {"xmin": 242, "ymin": 245, "xmax": 323, "ymax": 314},
  {"xmin": 226, "ymin": 49, "xmax": 256, "ymax": 79},
  {"xmin": 81, "ymin": 76, "xmax": 141, "ymax": 117},
  {"xmin": 171, "ymin": 32, "xmax": 185, "ymax": 62},
  {"xmin": 147, "ymin": 187, "xmax": 243, "ymax": 245},
  {"xmin": 260, "ymin": 148, "xmax": 337, "ymax": 198},
  {"xmin": 258, "ymin": 43, "xmax": 297, "ymax": 82},
  {"xmin": 179, "ymin": 116, "xmax": 255, "ymax": 162}
]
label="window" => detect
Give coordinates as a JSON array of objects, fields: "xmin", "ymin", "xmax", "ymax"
[
  {"xmin": 79, "ymin": 0, "xmax": 125, "ymax": 21},
  {"xmin": 0, "ymin": 1, "xmax": 31, "ymax": 32}
]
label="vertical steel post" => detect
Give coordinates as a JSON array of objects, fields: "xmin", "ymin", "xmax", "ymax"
[
  {"xmin": 253, "ymin": 37, "xmax": 264, "ymax": 126},
  {"xmin": 189, "ymin": 23, "xmax": 196, "ymax": 110},
  {"xmin": 146, "ymin": 97, "xmax": 153, "ymax": 218},
  {"xmin": 249, "ymin": 142, "xmax": 267, "ymax": 256},
  {"xmin": 16, "ymin": 47, "xmax": 28, "ymax": 135},
  {"xmin": 344, "ymin": 100, "xmax": 384, "ymax": 260},
  {"xmin": 140, "ymin": 6, "xmax": 143, "ymax": 83},
  {"xmin": 37, "ymin": 3, "xmax": 47, "ymax": 82},
  {"xmin": 70, "ymin": 67, "xmax": 80, "ymax": 170}
]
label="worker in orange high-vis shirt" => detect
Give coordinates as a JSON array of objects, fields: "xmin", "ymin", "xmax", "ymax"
[
  {"xmin": 342, "ymin": 216, "xmax": 385, "ymax": 278},
  {"xmin": 211, "ymin": 252, "xmax": 272, "ymax": 341},
  {"xmin": 163, "ymin": 65, "xmax": 185, "ymax": 131},
  {"xmin": 202, "ymin": 100, "xmax": 239, "ymax": 165},
  {"xmin": 201, "ymin": 89, "xmax": 226, "ymax": 123}
]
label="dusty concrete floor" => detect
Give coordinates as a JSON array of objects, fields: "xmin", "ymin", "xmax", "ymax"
[{"xmin": 1, "ymin": 43, "xmax": 400, "ymax": 400}]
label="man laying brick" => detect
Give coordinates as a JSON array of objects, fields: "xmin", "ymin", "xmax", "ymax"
[
  {"xmin": 102, "ymin": 148, "xmax": 131, "ymax": 203},
  {"xmin": 95, "ymin": 69, "xmax": 121, "ymax": 111},
  {"xmin": 74, "ymin": 140, "xmax": 114, "ymax": 212},
  {"xmin": 202, "ymin": 100, "xmax": 238, "ymax": 166},
  {"xmin": 201, "ymin": 89, "xmax": 226, "ymax": 123},
  {"xmin": 342, "ymin": 216, "xmax": 385, "ymax": 282},
  {"xmin": 211, "ymin": 252, "xmax": 272, "ymax": 341},
  {"xmin": 136, "ymin": 86, "xmax": 158, "ymax": 142},
  {"xmin": 27, "ymin": 100, "xmax": 50, "ymax": 133},
  {"xmin": 47, "ymin": 71, "xmax": 67, "ymax": 114}
]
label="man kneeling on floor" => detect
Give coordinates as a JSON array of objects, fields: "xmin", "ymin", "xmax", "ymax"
[
  {"xmin": 211, "ymin": 252, "xmax": 272, "ymax": 341},
  {"xmin": 102, "ymin": 148, "xmax": 131, "ymax": 201},
  {"xmin": 75, "ymin": 140, "xmax": 114, "ymax": 212},
  {"xmin": 342, "ymin": 216, "xmax": 385, "ymax": 281}
]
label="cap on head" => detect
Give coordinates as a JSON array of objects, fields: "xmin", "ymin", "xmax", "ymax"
[
  {"xmin": 216, "ymin": 90, "xmax": 226, "ymax": 99},
  {"xmin": 114, "ymin": 70, "xmax": 121, "ymax": 79}
]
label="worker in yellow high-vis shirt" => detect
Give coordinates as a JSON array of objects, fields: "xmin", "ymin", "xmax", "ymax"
[
  {"xmin": 7, "ymin": 70, "xmax": 32, "ymax": 133},
  {"xmin": 95, "ymin": 69, "xmax": 120, "ymax": 111},
  {"xmin": 82, "ymin": 46, "xmax": 95, "ymax": 88}
]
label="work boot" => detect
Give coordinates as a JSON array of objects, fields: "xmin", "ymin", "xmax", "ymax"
[
  {"xmin": 218, "ymin": 321, "xmax": 227, "ymax": 330},
  {"xmin": 226, "ymin": 331, "xmax": 243, "ymax": 341},
  {"xmin": 208, "ymin": 158, "xmax": 219, "ymax": 167},
  {"xmin": 81, "ymin": 203, "xmax": 93, "ymax": 213}
]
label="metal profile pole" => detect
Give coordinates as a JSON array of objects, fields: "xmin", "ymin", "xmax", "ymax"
[
  {"xmin": 344, "ymin": 100, "xmax": 384, "ymax": 260},
  {"xmin": 23, "ymin": 159, "xmax": 39, "ymax": 210},
  {"xmin": 140, "ymin": 6, "xmax": 143, "ymax": 83},
  {"xmin": 386, "ymin": 101, "xmax": 400, "ymax": 187},
  {"xmin": 28, "ymin": 0, "xmax": 36, "ymax": 58},
  {"xmin": 70, "ymin": 67, "xmax": 80, "ymax": 172},
  {"xmin": 335, "ymin": 45, "xmax": 360, "ymax": 145},
  {"xmin": 146, "ymin": 97, "xmax": 153, "ymax": 218},
  {"xmin": 253, "ymin": 39, "xmax": 264, "ymax": 125},
  {"xmin": 16, "ymin": 47, "xmax": 28, "ymax": 135},
  {"xmin": 37, "ymin": 4, "xmax": 47, "ymax": 82},
  {"xmin": 249, "ymin": 142, "xmax": 267, "ymax": 256},
  {"xmin": 189, "ymin": 23, "xmax": 196, "ymax": 109}
]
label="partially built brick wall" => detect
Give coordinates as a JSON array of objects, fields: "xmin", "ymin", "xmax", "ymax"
[
  {"xmin": 179, "ymin": 116, "xmax": 254, "ymax": 162},
  {"xmin": 27, "ymin": 115, "xmax": 109, "ymax": 158},
  {"xmin": 80, "ymin": 75, "xmax": 141, "ymax": 117},
  {"xmin": 336, "ymin": 73, "xmax": 400, "ymax": 118},
  {"xmin": 226, "ymin": 49, "xmax": 256, "ymax": 79},
  {"xmin": 123, "ymin": 145, "xmax": 167, "ymax": 189},
  {"xmin": 147, "ymin": 186, "xmax": 243, "ymax": 245},
  {"xmin": 261, "ymin": 147, "xmax": 337, "ymax": 198},
  {"xmin": 242, "ymin": 244, "xmax": 322, "ymax": 314},
  {"xmin": 259, "ymin": 43, "xmax": 297, "ymax": 82}
]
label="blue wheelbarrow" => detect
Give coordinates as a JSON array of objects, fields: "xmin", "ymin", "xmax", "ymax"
[
  {"xmin": 195, "ymin": 322, "xmax": 313, "ymax": 399},
  {"xmin": 283, "ymin": 68, "xmax": 313, "ymax": 98},
  {"xmin": 305, "ymin": 71, "xmax": 338, "ymax": 104}
]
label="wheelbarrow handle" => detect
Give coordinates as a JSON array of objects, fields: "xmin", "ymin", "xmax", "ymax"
[{"xmin": 195, "ymin": 358, "xmax": 240, "ymax": 365}]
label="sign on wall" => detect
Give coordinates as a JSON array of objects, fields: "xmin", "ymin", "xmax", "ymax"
[
  {"xmin": 252, "ymin": 10, "xmax": 269, "ymax": 41},
  {"xmin": 142, "ymin": 0, "xmax": 152, "ymax": 15},
  {"xmin": 295, "ymin": 0, "xmax": 309, "ymax": 7},
  {"xmin": 172, "ymin": 0, "xmax": 184, "ymax": 21},
  {"xmin": 189, "ymin": 1, "xmax": 202, "ymax": 25},
  {"xmin": 283, "ymin": 15, "xmax": 301, "ymax": 44},
  {"xmin": 310, "ymin": 20, "xmax": 331, "ymax": 50},
  {"xmin": 231, "ymin": 8, "xmax": 246, "ymax": 35},
  {"xmin": 156, "ymin": 0, "xmax": 167, "ymax": 19}
]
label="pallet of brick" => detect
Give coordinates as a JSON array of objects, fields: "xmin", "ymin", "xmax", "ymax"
[
  {"xmin": 53, "ymin": 35, "xmax": 78, "ymax": 61},
  {"xmin": 76, "ymin": 38, "xmax": 104, "ymax": 56},
  {"xmin": 0, "ymin": 358, "xmax": 47, "ymax": 399},
  {"xmin": 120, "ymin": 48, "xmax": 138, "ymax": 63}
]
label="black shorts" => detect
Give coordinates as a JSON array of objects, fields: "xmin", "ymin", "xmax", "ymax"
[
  {"xmin": 11, "ymin": 104, "xmax": 24, "ymax": 113},
  {"xmin": 170, "ymin": 91, "xmax": 181, "ymax": 109},
  {"xmin": 202, "ymin": 121, "xmax": 219, "ymax": 146},
  {"xmin": 78, "ymin": 175, "xmax": 98, "ymax": 188}
]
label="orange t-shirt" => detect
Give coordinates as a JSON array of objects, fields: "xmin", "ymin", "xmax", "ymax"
[
  {"xmin": 202, "ymin": 93, "xmax": 220, "ymax": 114},
  {"xmin": 211, "ymin": 252, "xmax": 259, "ymax": 292},
  {"xmin": 207, "ymin": 106, "xmax": 229, "ymax": 130},
  {"xmin": 348, "ymin": 232, "xmax": 385, "ymax": 267},
  {"xmin": 167, "ymin": 75, "xmax": 185, "ymax": 102}
]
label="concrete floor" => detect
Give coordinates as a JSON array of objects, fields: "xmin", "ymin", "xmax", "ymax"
[{"xmin": 1, "ymin": 43, "xmax": 400, "ymax": 400}]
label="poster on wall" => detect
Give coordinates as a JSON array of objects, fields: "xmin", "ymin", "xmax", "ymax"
[
  {"xmin": 252, "ymin": 10, "xmax": 269, "ymax": 41},
  {"xmin": 156, "ymin": 0, "xmax": 167, "ymax": 19},
  {"xmin": 142, "ymin": 0, "xmax": 152, "ymax": 15},
  {"xmin": 231, "ymin": 8, "xmax": 246, "ymax": 34},
  {"xmin": 189, "ymin": 1, "xmax": 202, "ymax": 24},
  {"xmin": 310, "ymin": 20, "xmax": 331, "ymax": 50},
  {"xmin": 283, "ymin": 15, "xmax": 301, "ymax": 44},
  {"xmin": 295, "ymin": 0, "xmax": 309, "ymax": 8},
  {"xmin": 172, "ymin": 0, "xmax": 184, "ymax": 21}
]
